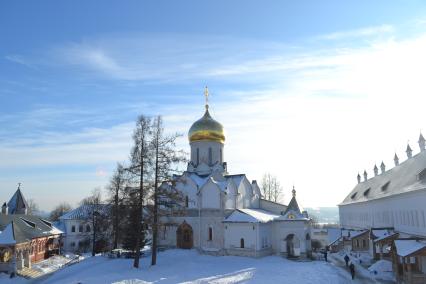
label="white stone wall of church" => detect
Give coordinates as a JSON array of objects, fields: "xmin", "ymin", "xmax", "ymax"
[
  {"xmin": 190, "ymin": 141, "xmax": 223, "ymax": 166},
  {"xmin": 200, "ymin": 216, "xmax": 225, "ymax": 251},
  {"xmin": 339, "ymin": 189, "xmax": 426, "ymax": 237},
  {"xmin": 271, "ymin": 221, "xmax": 310, "ymax": 254},
  {"xmin": 238, "ymin": 179, "xmax": 254, "ymax": 208},
  {"xmin": 201, "ymin": 183, "xmax": 221, "ymax": 209},
  {"xmin": 259, "ymin": 200, "xmax": 286, "ymax": 215},
  {"xmin": 224, "ymin": 183, "xmax": 237, "ymax": 210},
  {"xmin": 224, "ymin": 223, "xmax": 257, "ymax": 250},
  {"xmin": 159, "ymin": 215, "xmax": 225, "ymax": 251},
  {"xmin": 175, "ymin": 180, "xmax": 198, "ymax": 209}
]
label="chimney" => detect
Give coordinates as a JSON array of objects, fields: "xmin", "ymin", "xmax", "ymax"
[
  {"xmin": 406, "ymin": 144, "xmax": 413, "ymax": 159},
  {"xmin": 1, "ymin": 202, "xmax": 8, "ymax": 215},
  {"xmin": 363, "ymin": 170, "xmax": 368, "ymax": 182},
  {"xmin": 357, "ymin": 173, "xmax": 361, "ymax": 184},
  {"xmin": 380, "ymin": 161, "xmax": 386, "ymax": 174},
  {"xmin": 394, "ymin": 153, "xmax": 399, "ymax": 166},
  {"xmin": 373, "ymin": 164, "xmax": 378, "ymax": 176},
  {"xmin": 419, "ymin": 133, "xmax": 425, "ymax": 152}
]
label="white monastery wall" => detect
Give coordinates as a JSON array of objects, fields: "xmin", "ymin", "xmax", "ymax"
[{"xmin": 339, "ymin": 189, "xmax": 426, "ymax": 237}]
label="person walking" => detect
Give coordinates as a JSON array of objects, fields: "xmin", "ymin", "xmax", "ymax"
[
  {"xmin": 344, "ymin": 254, "xmax": 350, "ymax": 267},
  {"xmin": 323, "ymin": 250, "xmax": 328, "ymax": 262},
  {"xmin": 349, "ymin": 262, "xmax": 355, "ymax": 280}
]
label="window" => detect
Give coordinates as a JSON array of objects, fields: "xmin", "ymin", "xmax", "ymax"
[
  {"xmin": 351, "ymin": 192, "xmax": 357, "ymax": 199},
  {"xmin": 71, "ymin": 225, "xmax": 75, "ymax": 232},
  {"xmin": 71, "ymin": 242, "xmax": 75, "ymax": 247},
  {"xmin": 86, "ymin": 224, "xmax": 91, "ymax": 232},
  {"xmin": 185, "ymin": 196, "xmax": 189, "ymax": 208},
  {"xmin": 381, "ymin": 181, "xmax": 390, "ymax": 191},
  {"xmin": 208, "ymin": 227, "xmax": 213, "ymax": 241},
  {"xmin": 208, "ymin": 147, "xmax": 212, "ymax": 165},
  {"xmin": 220, "ymin": 149, "xmax": 223, "ymax": 163},
  {"xmin": 196, "ymin": 148, "xmax": 199, "ymax": 165},
  {"xmin": 363, "ymin": 188, "xmax": 371, "ymax": 197},
  {"xmin": 240, "ymin": 238, "xmax": 245, "ymax": 248},
  {"xmin": 79, "ymin": 225, "xmax": 83, "ymax": 232},
  {"xmin": 417, "ymin": 168, "xmax": 426, "ymax": 180},
  {"xmin": 362, "ymin": 239, "xmax": 366, "ymax": 248}
]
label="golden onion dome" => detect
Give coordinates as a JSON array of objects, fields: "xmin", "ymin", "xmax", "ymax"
[{"xmin": 188, "ymin": 107, "xmax": 225, "ymax": 144}]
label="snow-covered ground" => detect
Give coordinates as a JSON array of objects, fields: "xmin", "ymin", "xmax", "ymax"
[{"xmin": 37, "ymin": 249, "xmax": 390, "ymax": 284}]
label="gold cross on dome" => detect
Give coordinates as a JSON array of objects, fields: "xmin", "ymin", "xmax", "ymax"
[{"xmin": 204, "ymin": 86, "xmax": 209, "ymax": 108}]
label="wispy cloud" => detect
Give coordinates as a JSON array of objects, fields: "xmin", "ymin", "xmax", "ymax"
[
  {"xmin": 3, "ymin": 22, "xmax": 426, "ymax": 209},
  {"xmin": 316, "ymin": 24, "xmax": 394, "ymax": 40},
  {"xmin": 4, "ymin": 54, "xmax": 36, "ymax": 69}
]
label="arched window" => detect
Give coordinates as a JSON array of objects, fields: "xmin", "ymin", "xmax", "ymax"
[
  {"xmin": 79, "ymin": 225, "xmax": 83, "ymax": 232},
  {"xmin": 71, "ymin": 225, "xmax": 75, "ymax": 233},
  {"xmin": 220, "ymin": 149, "xmax": 223, "ymax": 163},
  {"xmin": 196, "ymin": 148, "xmax": 199, "ymax": 165},
  {"xmin": 86, "ymin": 224, "xmax": 91, "ymax": 232},
  {"xmin": 185, "ymin": 196, "xmax": 189, "ymax": 208},
  {"xmin": 208, "ymin": 227, "xmax": 213, "ymax": 241},
  {"xmin": 240, "ymin": 238, "xmax": 245, "ymax": 248},
  {"xmin": 208, "ymin": 147, "xmax": 212, "ymax": 165}
]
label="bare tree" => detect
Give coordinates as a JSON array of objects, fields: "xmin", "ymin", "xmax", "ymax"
[
  {"xmin": 261, "ymin": 173, "xmax": 283, "ymax": 203},
  {"xmin": 49, "ymin": 202, "xmax": 72, "ymax": 221},
  {"xmin": 27, "ymin": 198, "xmax": 40, "ymax": 216},
  {"xmin": 106, "ymin": 163, "xmax": 128, "ymax": 249},
  {"xmin": 127, "ymin": 115, "xmax": 153, "ymax": 268},
  {"xmin": 150, "ymin": 116, "xmax": 186, "ymax": 266},
  {"xmin": 81, "ymin": 188, "xmax": 111, "ymax": 256}
]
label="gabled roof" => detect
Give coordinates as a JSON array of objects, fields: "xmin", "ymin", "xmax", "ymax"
[
  {"xmin": 0, "ymin": 214, "xmax": 62, "ymax": 244},
  {"xmin": 59, "ymin": 204, "xmax": 111, "ymax": 220},
  {"xmin": 7, "ymin": 188, "xmax": 28, "ymax": 214},
  {"xmin": 394, "ymin": 240, "xmax": 426, "ymax": 257},
  {"xmin": 0, "ymin": 223, "xmax": 16, "ymax": 245},
  {"xmin": 225, "ymin": 174, "xmax": 246, "ymax": 188},
  {"xmin": 340, "ymin": 150, "xmax": 426, "ymax": 205},
  {"xmin": 223, "ymin": 208, "xmax": 280, "ymax": 223}
]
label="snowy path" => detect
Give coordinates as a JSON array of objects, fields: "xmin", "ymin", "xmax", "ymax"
[
  {"xmin": 328, "ymin": 254, "xmax": 395, "ymax": 284},
  {"xmin": 4, "ymin": 249, "xmax": 391, "ymax": 284}
]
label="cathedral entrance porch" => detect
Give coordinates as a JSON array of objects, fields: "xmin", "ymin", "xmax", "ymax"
[
  {"xmin": 176, "ymin": 222, "xmax": 193, "ymax": 249},
  {"xmin": 285, "ymin": 234, "xmax": 300, "ymax": 258}
]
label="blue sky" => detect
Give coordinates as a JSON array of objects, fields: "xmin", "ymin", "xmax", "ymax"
[{"xmin": 2, "ymin": 1, "xmax": 426, "ymax": 210}]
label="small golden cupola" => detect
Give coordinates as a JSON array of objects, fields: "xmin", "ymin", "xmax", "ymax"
[{"xmin": 188, "ymin": 87, "xmax": 225, "ymax": 144}]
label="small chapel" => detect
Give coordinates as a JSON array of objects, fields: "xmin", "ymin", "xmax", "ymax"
[{"xmin": 159, "ymin": 88, "xmax": 312, "ymax": 258}]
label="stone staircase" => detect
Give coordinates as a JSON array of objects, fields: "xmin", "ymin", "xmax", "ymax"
[{"xmin": 17, "ymin": 267, "xmax": 44, "ymax": 279}]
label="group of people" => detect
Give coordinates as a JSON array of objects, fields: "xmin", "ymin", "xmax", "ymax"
[
  {"xmin": 344, "ymin": 254, "xmax": 356, "ymax": 280},
  {"xmin": 321, "ymin": 248, "xmax": 356, "ymax": 280}
]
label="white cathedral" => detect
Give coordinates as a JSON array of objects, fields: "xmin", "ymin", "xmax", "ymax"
[{"xmin": 159, "ymin": 89, "xmax": 312, "ymax": 258}]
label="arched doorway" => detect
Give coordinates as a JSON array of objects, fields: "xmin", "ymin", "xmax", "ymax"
[
  {"xmin": 176, "ymin": 221, "xmax": 193, "ymax": 249},
  {"xmin": 285, "ymin": 234, "xmax": 300, "ymax": 258}
]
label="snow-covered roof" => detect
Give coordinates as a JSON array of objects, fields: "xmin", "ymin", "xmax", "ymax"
[
  {"xmin": 223, "ymin": 208, "xmax": 280, "ymax": 223},
  {"xmin": 0, "ymin": 215, "xmax": 62, "ymax": 244},
  {"xmin": 0, "ymin": 223, "xmax": 16, "ymax": 245},
  {"xmin": 59, "ymin": 204, "xmax": 111, "ymax": 220},
  {"xmin": 348, "ymin": 230, "xmax": 368, "ymax": 240},
  {"xmin": 371, "ymin": 229, "xmax": 397, "ymax": 242},
  {"xmin": 340, "ymin": 150, "xmax": 426, "ymax": 205},
  {"xmin": 394, "ymin": 240, "xmax": 426, "ymax": 257},
  {"xmin": 187, "ymin": 173, "xmax": 209, "ymax": 188}
]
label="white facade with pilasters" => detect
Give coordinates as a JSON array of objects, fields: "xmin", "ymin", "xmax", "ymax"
[{"xmin": 159, "ymin": 92, "xmax": 311, "ymax": 257}]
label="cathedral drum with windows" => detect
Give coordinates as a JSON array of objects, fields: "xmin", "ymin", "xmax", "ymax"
[{"xmin": 158, "ymin": 88, "xmax": 312, "ymax": 258}]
